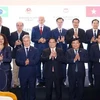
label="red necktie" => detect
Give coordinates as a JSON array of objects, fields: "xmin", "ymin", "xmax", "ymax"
[
  {"xmin": 51, "ymin": 49, "xmax": 55, "ymax": 72},
  {"xmin": 40, "ymin": 27, "xmax": 42, "ymax": 34}
]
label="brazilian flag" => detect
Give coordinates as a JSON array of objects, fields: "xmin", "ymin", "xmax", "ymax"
[{"xmin": 0, "ymin": 7, "xmax": 8, "ymax": 17}]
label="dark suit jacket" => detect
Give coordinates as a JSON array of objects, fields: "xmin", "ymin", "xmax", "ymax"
[
  {"xmin": 1, "ymin": 26, "xmax": 10, "ymax": 43},
  {"xmin": 90, "ymin": 44, "xmax": 100, "ymax": 75},
  {"xmin": 9, "ymin": 31, "xmax": 29, "ymax": 58},
  {"xmin": 66, "ymin": 48, "xmax": 89, "ymax": 77},
  {"xmin": 85, "ymin": 29, "xmax": 100, "ymax": 52},
  {"xmin": 65, "ymin": 28, "xmax": 85, "ymax": 48},
  {"xmin": 51, "ymin": 28, "xmax": 67, "ymax": 52},
  {"xmin": 41, "ymin": 48, "xmax": 65, "ymax": 79},
  {"xmin": 31, "ymin": 25, "xmax": 51, "ymax": 53},
  {"xmin": 15, "ymin": 46, "xmax": 39, "ymax": 79},
  {"xmin": 0, "ymin": 46, "xmax": 12, "ymax": 71}
]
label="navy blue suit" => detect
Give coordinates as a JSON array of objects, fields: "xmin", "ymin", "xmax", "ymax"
[
  {"xmin": 31, "ymin": 25, "xmax": 51, "ymax": 83},
  {"xmin": 0, "ymin": 46, "xmax": 12, "ymax": 91},
  {"xmin": 15, "ymin": 46, "xmax": 39, "ymax": 100},
  {"xmin": 9, "ymin": 31, "xmax": 29, "ymax": 58},
  {"xmin": 85, "ymin": 29, "xmax": 100, "ymax": 85},
  {"xmin": 51, "ymin": 28, "xmax": 67, "ymax": 82},
  {"xmin": 65, "ymin": 28, "xmax": 85, "ymax": 48},
  {"xmin": 66, "ymin": 48, "xmax": 89, "ymax": 100},
  {"xmin": 1, "ymin": 26, "xmax": 10, "ymax": 43},
  {"xmin": 90, "ymin": 44, "xmax": 100, "ymax": 99},
  {"xmin": 51, "ymin": 28, "xmax": 67, "ymax": 52}
]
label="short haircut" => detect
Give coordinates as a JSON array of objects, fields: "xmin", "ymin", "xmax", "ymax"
[
  {"xmin": 49, "ymin": 37, "xmax": 57, "ymax": 42},
  {"xmin": 71, "ymin": 38, "xmax": 80, "ymax": 43},
  {"xmin": 56, "ymin": 17, "xmax": 64, "ymax": 22},
  {"xmin": 22, "ymin": 35, "xmax": 30, "ymax": 40},
  {"xmin": 16, "ymin": 21, "xmax": 24, "ymax": 26},
  {"xmin": 72, "ymin": 18, "xmax": 80, "ymax": 23},
  {"xmin": 92, "ymin": 19, "xmax": 99, "ymax": 23}
]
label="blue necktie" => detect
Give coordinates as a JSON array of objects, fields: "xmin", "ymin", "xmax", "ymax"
[{"xmin": 75, "ymin": 50, "xmax": 78, "ymax": 72}]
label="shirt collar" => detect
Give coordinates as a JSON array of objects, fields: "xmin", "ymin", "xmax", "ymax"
[
  {"xmin": 39, "ymin": 24, "xmax": 44, "ymax": 28},
  {"xmin": 51, "ymin": 47, "xmax": 56, "ymax": 51},
  {"xmin": 93, "ymin": 29, "xmax": 98, "ymax": 33},
  {"xmin": 24, "ymin": 46, "xmax": 30, "ymax": 50}
]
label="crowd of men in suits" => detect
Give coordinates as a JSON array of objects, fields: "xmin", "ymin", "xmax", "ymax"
[{"xmin": 0, "ymin": 15, "xmax": 100, "ymax": 100}]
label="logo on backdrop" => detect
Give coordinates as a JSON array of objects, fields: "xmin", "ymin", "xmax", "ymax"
[
  {"xmin": 0, "ymin": 7, "xmax": 8, "ymax": 17},
  {"xmin": 25, "ymin": 8, "xmax": 32, "ymax": 14},
  {"xmin": 86, "ymin": 6, "xmax": 100, "ymax": 17},
  {"xmin": 63, "ymin": 8, "xmax": 69, "ymax": 13}
]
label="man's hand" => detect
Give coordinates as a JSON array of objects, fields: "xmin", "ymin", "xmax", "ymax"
[
  {"xmin": 25, "ymin": 59, "xmax": 29, "ymax": 65},
  {"xmin": 60, "ymin": 36, "xmax": 65, "ymax": 42},
  {"xmin": 38, "ymin": 37, "xmax": 44, "ymax": 43},
  {"xmin": 77, "ymin": 53, "xmax": 80, "ymax": 61},
  {"xmin": 73, "ymin": 32, "xmax": 79, "ymax": 38},
  {"xmin": 15, "ymin": 40, "xmax": 22, "ymax": 46},
  {"xmin": 0, "ymin": 54, "xmax": 3, "ymax": 61}
]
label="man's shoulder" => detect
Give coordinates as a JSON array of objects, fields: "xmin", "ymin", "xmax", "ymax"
[{"xmin": 2, "ymin": 25, "xmax": 9, "ymax": 30}]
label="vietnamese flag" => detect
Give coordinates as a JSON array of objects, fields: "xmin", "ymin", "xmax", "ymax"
[{"xmin": 86, "ymin": 6, "xmax": 100, "ymax": 17}]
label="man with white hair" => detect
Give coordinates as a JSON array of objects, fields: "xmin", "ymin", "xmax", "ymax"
[
  {"xmin": 31, "ymin": 16, "xmax": 51, "ymax": 86},
  {"xmin": 9, "ymin": 21, "xmax": 29, "ymax": 88},
  {"xmin": 16, "ymin": 35, "xmax": 39, "ymax": 100}
]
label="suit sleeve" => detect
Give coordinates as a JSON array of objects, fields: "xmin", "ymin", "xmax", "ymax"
[
  {"xmin": 41, "ymin": 50, "xmax": 50, "ymax": 62},
  {"xmin": 3, "ymin": 47, "xmax": 12, "ymax": 63},
  {"xmin": 90, "ymin": 46, "xmax": 99, "ymax": 62},
  {"xmin": 28, "ymin": 49, "xmax": 40, "ymax": 66},
  {"xmin": 56, "ymin": 49, "xmax": 66, "ymax": 63},
  {"xmin": 85, "ymin": 30, "xmax": 91, "ymax": 43},
  {"xmin": 9, "ymin": 33, "xmax": 16, "ymax": 48},
  {"xmin": 31, "ymin": 27, "xmax": 40, "ymax": 43},
  {"xmin": 66, "ymin": 50, "xmax": 75, "ymax": 64},
  {"xmin": 65, "ymin": 30, "xmax": 73, "ymax": 44},
  {"xmin": 15, "ymin": 50, "xmax": 26, "ymax": 66},
  {"xmin": 79, "ymin": 50, "xmax": 89, "ymax": 62}
]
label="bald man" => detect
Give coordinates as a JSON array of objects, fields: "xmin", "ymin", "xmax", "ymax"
[
  {"xmin": 9, "ymin": 21, "xmax": 29, "ymax": 88},
  {"xmin": 31, "ymin": 16, "xmax": 51, "ymax": 86}
]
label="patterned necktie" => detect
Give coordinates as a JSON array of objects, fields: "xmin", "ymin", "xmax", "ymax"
[{"xmin": 26, "ymin": 48, "xmax": 29, "ymax": 57}]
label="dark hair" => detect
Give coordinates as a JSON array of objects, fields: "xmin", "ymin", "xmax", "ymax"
[
  {"xmin": 49, "ymin": 37, "xmax": 57, "ymax": 42},
  {"xmin": 71, "ymin": 38, "xmax": 80, "ymax": 43},
  {"xmin": 92, "ymin": 19, "xmax": 99, "ymax": 23},
  {"xmin": 56, "ymin": 17, "xmax": 64, "ymax": 22},
  {"xmin": 0, "ymin": 34, "xmax": 8, "ymax": 47},
  {"xmin": 72, "ymin": 18, "xmax": 80, "ymax": 23}
]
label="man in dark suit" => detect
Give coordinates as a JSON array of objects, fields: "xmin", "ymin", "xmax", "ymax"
[
  {"xmin": 31, "ymin": 16, "xmax": 51, "ymax": 86},
  {"xmin": 85, "ymin": 19, "xmax": 100, "ymax": 86},
  {"xmin": 51, "ymin": 17, "xmax": 67, "ymax": 86},
  {"xmin": 65, "ymin": 18, "xmax": 85, "ymax": 48},
  {"xmin": 41, "ymin": 38, "xmax": 64, "ymax": 100},
  {"xmin": 9, "ymin": 22, "xmax": 29, "ymax": 88},
  {"xmin": 16, "ymin": 35, "xmax": 39, "ymax": 100},
  {"xmin": 0, "ymin": 16, "xmax": 10, "ymax": 43},
  {"xmin": 90, "ymin": 34, "xmax": 100, "ymax": 99},
  {"xmin": 66, "ymin": 38, "xmax": 89, "ymax": 100}
]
